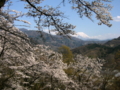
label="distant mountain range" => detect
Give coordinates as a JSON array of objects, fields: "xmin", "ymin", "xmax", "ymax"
[
  {"xmin": 20, "ymin": 28, "xmax": 84, "ymax": 49},
  {"xmin": 19, "ymin": 28, "xmax": 109, "ymax": 49}
]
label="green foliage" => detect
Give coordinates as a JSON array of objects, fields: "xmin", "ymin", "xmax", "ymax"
[
  {"xmin": 64, "ymin": 68, "xmax": 75, "ymax": 76},
  {"xmin": 0, "ymin": 66, "xmax": 15, "ymax": 90},
  {"xmin": 58, "ymin": 45, "xmax": 74, "ymax": 65},
  {"xmin": 104, "ymin": 77, "xmax": 120, "ymax": 90},
  {"xmin": 114, "ymin": 50, "xmax": 120, "ymax": 61},
  {"xmin": 114, "ymin": 50, "xmax": 120, "ymax": 70},
  {"xmin": 111, "ymin": 77, "xmax": 120, "ymax": 90}
]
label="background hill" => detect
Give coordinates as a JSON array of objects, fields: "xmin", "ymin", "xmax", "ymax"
[
  {"xmin": 20, "ymin": 28, "xmax": 108, "ymax": 50},
  {"xmin": 20, "ymin": 28, "xmax": 84, "ymax": 50},
  {"xmin": 104, "ymin": 36, "xmax": 120, "ymax": 47},
  {"xmin": 72, "ymin": 37, "xmax": 120, "ymax": 70}
]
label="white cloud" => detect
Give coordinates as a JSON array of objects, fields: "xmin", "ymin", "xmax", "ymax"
[
  {"xmin": 72, "ymin": 32, "xmax": 120, "ymax": 40},
  {"xmin": 77, "ymin": 32, "xmax": 90, "ymax": 38},
  {"xmin": 72, "ymin": 32, "xmax": 90, "ymax": 38},
  {"xmin": 89, "ymin": 33, "xmax": 120, "ymax": 40},
  {"xmin": 113, "ymin": 16, "xmax": 120, "ymax": 22},
  {"xmin": 44, "ymin": 29, "xmax": 119, "ymax": 40}
]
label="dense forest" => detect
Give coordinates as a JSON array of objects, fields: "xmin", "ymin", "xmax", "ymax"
[{"xmin": 72, "ymin": 37, "xmax": 120, "ymax": 70}]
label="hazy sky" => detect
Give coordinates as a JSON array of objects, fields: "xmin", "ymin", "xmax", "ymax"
[{"xmin": 9, "ymin": 0, "xmax": 120, "ymax": 40}]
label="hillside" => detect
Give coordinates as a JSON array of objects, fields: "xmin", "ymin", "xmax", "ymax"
[
  {"xmin": 104, "ymin": 36, "xmax": 120, "ymax": 47},
  {"xmin": 20, "ymin": 28, "xmax": 84, "ymax": 49},
  {"xmin": 72, "ymin": 37, "xmax": 120, "ymax": 70}
]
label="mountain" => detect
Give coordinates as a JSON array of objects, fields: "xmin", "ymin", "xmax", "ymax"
[
  {"xmin": 19, "ymin": 28, "xmax": 85, "ymax": 50},
  {"xmin": 72, "ymin": 36, "xmax": 120, "ymax": 70},
  {"xmin": 19, "ymin": 28, "xmax": 108, "ymax": 50}
]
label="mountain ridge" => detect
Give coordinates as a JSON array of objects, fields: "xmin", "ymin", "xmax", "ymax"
[{"xmin": 19, "ymin": 28, "xmax": 109, "ymax": 49}]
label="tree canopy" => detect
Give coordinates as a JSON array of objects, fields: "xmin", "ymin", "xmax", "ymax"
[{"xmin": 59, "ymin": 45, "xmax": 73, "ymax": 64}]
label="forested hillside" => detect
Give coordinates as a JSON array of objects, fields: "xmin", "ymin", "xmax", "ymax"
[
  {"xmin": 72, "ymin": 37, "xmax": 120, "ymax": 70},
  {"xmin": 104, "ymin": 37, "xmax": 120, "ymax": 47}
]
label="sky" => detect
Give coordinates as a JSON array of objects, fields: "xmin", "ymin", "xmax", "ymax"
[{"xmin": 8, "ymin": 0, "xmax": 120, "ymax": 40}]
